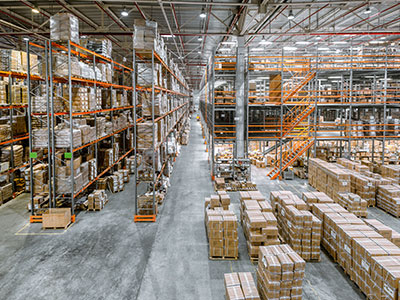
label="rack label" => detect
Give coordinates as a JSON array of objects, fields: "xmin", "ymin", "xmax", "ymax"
[
  {"xmin": 29, "ymin": 152, "xmax": 37, "ymax": 159},
  {"xmin": 64, "ymin": 152, "xmax": 72, "ymax": 159}
]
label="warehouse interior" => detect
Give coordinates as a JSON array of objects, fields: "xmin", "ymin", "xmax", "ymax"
[{"xmin": 0, "ymin": 1, "xmax": 399, "ymax": 300}]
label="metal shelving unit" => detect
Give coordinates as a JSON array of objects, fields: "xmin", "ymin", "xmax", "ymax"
[
  {"xmin": 133, "ymin": 48, "xmax": 190, "ymax": 222},
  {"xmin": 27, "ymin": 39, "xmax": 135, "ymax": 219}
]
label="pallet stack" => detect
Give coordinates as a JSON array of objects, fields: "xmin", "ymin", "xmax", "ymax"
[
  {"xmin": 256, "ymin": 244, "xmax": 306, "ymax": 300},
  {"xmin": 224, "ymin": 272, "xmax": 260, "ymax": 300},
  {"xmin": 364, "ymin": 219, "xmax": 400, "ymax": 247},
  {"xmin": 381, "ymin": 165, "xmax": 400, "ymax": 183},
  {"xmin": 311, "ymin": 195, "xmax": 400, "ymax": 299},
  {"xmin": 302, "ymin": 191, "xmax": 334, "ymax": 210},
  {"xmin": 239, "ymin": 191, "xmax": 279, "ymax": 262},
  {"xmin": 205, "ymin": 208, "xmax": 239, "ymax": 259},
  {"xmin": 87, "ymin": 190, "xmax": 108, "ymax": 211},
  {"xmin": 336, "ymin": 193, "xmax": 368, "ymax": 217},
  {"xmin": 270, "ymin": 191, "xmax": 322, "ymax": 261},
  {"xmin": 376, "ymin": 184, "xmax": 400, "ymax": 217}
]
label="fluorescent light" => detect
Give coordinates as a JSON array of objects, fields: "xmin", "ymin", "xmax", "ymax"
[
  {"xmin": 199, "ymin": 12, "xmax": 206, "ymax": 18},
  {"xmin": 333, "ymin": 41, "xmax": 347, "ymax": 44},
  {"xmin": 222, "ymin": 41, "xmax": 236, "ymax": 45},
  {"xmin": 315, "ymin": 36, "xmax": 322, "ymax": 40},
  {"xmin": 317, "ymin": 47, "xmax": 330, "ymax": 51},
  {"xmin": 251, "ymin": 48, "xmax": 264, "ymax": 51},
  {"xmin": 23, "ymin": 37, "xmax": 29, "ymax": 41},
  {"xmin": 364, "ymin": 6, "xmax": 371, "ymax": 14},
  {"xmin": 328, "ymin": 76, "xmax": 342, "ymax": 79},
  {"xmin": 164, "ymin": 34, "xmax": 173, "ymax": 38},
  {"xmin": 198, "ymin": 51, "xmax": 201, "ymax": 54},
  {"xmin": 32, "ymin": 7, "xmax": 39, "ymax": 13},
  {"xmin": 121, "ymin": 9, "xmax": 129, "ymax": 17},
  {"xmin": 219, "ymin": 48, "xmax": 232, "ymax": 51},
  {"xmin": 260, "ymin": 39, "xmax": 272, "ymax": 45},
  {"xmin": 283, "ymin": 46, "xmax": 297, "ymax": 51},
  {"xmin": 288, "ymin": 10, "xmax": 294, "ymax": 20},
  {"xmin": 198, "ymin": 37, "xmax": 203, "ymax": 41},
  {"xmin": 319, "ymin": 79, "xmax": 328, "ymax": 81},
  {"xmin": 296, "ymin": 41, "xmax": 310, "ymax": 45},
  {"xmin": 370, "ymin": 40, "xmax": 385, "ymax": 44},
  {"xmin": 336, "ymin": 49, "xmax": 341, "ymax": 53},
  {"xmin": 380, "ymin": 37, "xmax": 386, "ymax": 40}
]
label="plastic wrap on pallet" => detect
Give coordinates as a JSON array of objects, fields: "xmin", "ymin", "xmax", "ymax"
[
  {"xmin": 50, "ymin": 13, "xmax": 79, "ymax": 44},
  {"xmin": 53, "ymin": 53, "xmax": 80, "ymax": 78},
  {"xmin": 85, "ymin": 38, "xmax": 112, "ymax": 58},
  {"xmin": 133, "ymin": 19, "xmax": 157, "ymax": 50}
]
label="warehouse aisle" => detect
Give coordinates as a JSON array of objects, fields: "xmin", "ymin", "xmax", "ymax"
[{"xmin": 136, "ymin": 118, "xmax": 254, "ymax": 300}]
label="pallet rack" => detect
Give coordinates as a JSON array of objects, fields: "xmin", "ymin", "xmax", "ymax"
[
  {"xmin": 133, "ymin": 48, "xmax": 190, "ymax": 221},
  {"xmin": 200, "ymin": 45, "xmax": 400, "ymax": 179},
  {"xmin": 27, "ymin": 39, "xmax": 135, "ymax": 218}
]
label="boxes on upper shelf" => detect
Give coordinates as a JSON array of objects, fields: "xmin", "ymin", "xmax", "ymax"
[
  {"xmin": 133, "ymin": 19, "xmax": 157, "ymax": 50},
  {"xmin": 50, "ymin": 13, "xmax": 79, "ymax": 44}
]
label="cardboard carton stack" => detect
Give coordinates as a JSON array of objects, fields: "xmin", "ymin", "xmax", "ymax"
[
  {"xmin": 214, "ymin": 177, "xmax": 226, "ymax": 191},
  {"xmin": 0, "ymin": 183, "xmax": 13, "ymax": 204},
  {"xmin": 257, "ymin": 244, "xmax": 306, "ymax": 300},
  {"xmin": 0, "ymin": 124, "xmax": 11, "ymax": 143},
  {"xmin": 271, "ymin": 191, "xmax": 322, "ymax": 261},
  {"xmin": 87, "ymin": 190, "xmax": 108, "ymax": 211},
  {"xmin": 381, "ymin": 165, "xmax": 400, "ymax": 183},
  {"xmin": 133, "ymin": 19, "xmax": 157, "ymax": 50},
  {"xmin": 239, "ymin": 191, "xmax": 279, "ymax": 262},
  {"xmin": 364, "ymin": 219, "xmax": 400, "ymax": 247},
  {"xmin": 137, "ymin": 192, "xmax": 161, "ymax": 215},
  {"xmin": 224, "ymin": 272, "xmax": 260, "ymax": 300},
  {"xmin": 376, "ymin": 185, "xmax": 400, "ymax": 217},
  {"xmin": 337, "ymin": 192, "xmax": 368, "ymax": 217},
  {"xmin": 54, "ymin": 128, "xmax": 82, "ymax": 148},
  {"xmin": 137, "ymin": 122, "xmax": 157, "ymax": 149},
  {"xmin": 308, "ymin": 158, "xmax": 351, "ymax": 201},
  {"xmin": 24, "ymin": 163, "xmax": 48, "ymax": 193},
  {"xmin": 302, "ymin": 191, "xmax": 334, "ymax": 210},
  {"xmin": 205, "ymin": 208, "xmax": 238, "ymax": 258},
  {"xmin": 1, "ymin": 145, "xmax": 24, "ymax": 167},
  {"xmin": 50, "ymin": 13, "xmax": 80, "ymax": 44},
  {"xmin": 311, "ymin": 199, "xmax": 400, "ymax": 299}
]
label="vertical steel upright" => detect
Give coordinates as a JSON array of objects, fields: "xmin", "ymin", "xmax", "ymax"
[
  {"xmin": 348, "ymin": 46, "xmax": 354, "ymax": 155},
  {"xmin": 132, "ymin": 48, "xmax": 138, "ymax": 215},
  {"xmin": 210, "ymin": 51, "xmax": 216, "ymax": 178},
  {"xmin": 382, "ymin": 46, "xmax": 388, "ymax": 162},
  {"xmin": 151, "ymin": 52, "xmax": 156, "ymax": 214},
  {"xmin": 49, "ymin": 41, "xmax": 57, "ymax": 207},
  {"xmin": 26, "ymin": 40, "xmax": 34, "ymax": 215},
  {"xmin": 67, "ymin": 41, "xmax": 75, "ymax": 215}
]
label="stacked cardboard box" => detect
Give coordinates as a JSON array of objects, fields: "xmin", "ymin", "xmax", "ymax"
[
  {"xmin": 224, "ymin": 272, "xmax": 260, "ymax": 300},
  {"xmin": 137, "ymin": 193, "xmax": 159, "ymax": 215},
  {"xmin": 271, "ymin": 191, "xmax": 322, "ymax": 261},
  {"xmin": 1, "ymin": 145, "xmax": 23, "ymax": 167},
  {"xmin": 133, "ymin": 19, "xmax": 157, "ymax": 50},
  {"xmin": 381, "ymin": 165, "xmax": 400, "ymax": 183},
  {"xmin": 337, "ymin": 192, "xmax": 368, "ymax": 217},
  {"xmin": 239, "ymin": 191, "xmax": 278, "ymax": 262},
  {"xmin": 87, "ymin": 190, "xmax": 108, "ymax": 211},
  {"xmin": 308, "ymin": 158, "xmax": 351, "ymax": 201},
  {"xmin": 0, "ymin": 183, "xmax": 13, "ymax": 204},
  {"xmin": 364, "ymin": 219, "xmax": 400, "ymax": 247},
  {"xmin": 54, "ymin": 128, "xmax": 82, "ymax": 148},
  {"xmin": 302, "ymin": 191, "xmax": 334, "ymax": 210},
  {"xmin": 205, "ymin": 209, "xmax": 238, "ymax": 258},
  {"xmin": 137, "ymin": 122, "xmax": 157, "ymax": 149},
  {"xmin": 376, "ymin": 184, "xmax": 400, "ymax": 217},
  {"xmin": 24, "ymin": 163, "xmax": 48, "ymax": 193},
  {"xmin": 257, "ymin": 244, "xmax": 306, "ymax": 300},
  {"xmin": 88, "ymin": 158, "xmax": 97, "ymax": 181},
  {"xmin": 0, "ymin": 125, "xmax": 11, "ymax": 143},
  {"xmin": 50, "ymin": 13, "xmax": 79, "ymax": 44},
  {"xmin": 27, "ymin": 193, "xmax": 49, "ymax": 211}
]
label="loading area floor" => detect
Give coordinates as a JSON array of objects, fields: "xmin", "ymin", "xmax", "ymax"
[{"xmin": 1, "ymin": 117, "xmax": 399, "ymax": 299}]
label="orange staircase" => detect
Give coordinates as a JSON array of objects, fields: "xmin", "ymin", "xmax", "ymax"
[
  {"xmin": 268, "ymin": 70, "xmax": 316, "ymax": 180},
  {"xmin": 267, "ymin": 128, "xmax": 314, "ymax": 180}
]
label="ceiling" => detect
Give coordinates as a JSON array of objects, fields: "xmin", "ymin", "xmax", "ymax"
[{"xmin": 0, "ymin": 0, "xmax": 399, "ymax": 90}]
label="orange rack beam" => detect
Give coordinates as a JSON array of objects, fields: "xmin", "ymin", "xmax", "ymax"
[{"xmin": 134, "ymin": 215, "xmax": 156, "ymax": 222}]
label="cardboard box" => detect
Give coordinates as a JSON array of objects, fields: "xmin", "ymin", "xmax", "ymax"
[{"xmin": 42, "ymin": 208, "xmax": 71, "ymax": 229}]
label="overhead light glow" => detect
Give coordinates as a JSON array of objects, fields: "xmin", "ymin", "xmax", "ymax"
[
  {"xmin": 333, "ymin": 41, "xmax": 347, "ymax": 44},
  {"xmin": 23, "ymin": 37, "xmax": 29, "ymax": 41},
  {"xmin": 32, "ymin": 7, "xmax": 39, "ymax": 13},
  {"xmin": 328, "ymin": 76, "xmax": 342, "ymax": 79},
  {"xmin": 219, "ymin": 48, "xmax": 232, "ymax": 51},
  {"xmin": 296, "ymin": 41, "xmax": 310, "ymax": 45},
  {"xmin": 369, "ymin": 40, "xmax": 385, "ymax": 44},
  {"xmin": 260, "ymin": 38, "xmax": 272, "ymax": 45},
  {"xmin": 222, "ymin": 41, "xmax": 236, "ymax": 45},
  {"xmin": 288, "ymin": 10, "xmax": 294, "ymax": 20},
  {"xmin": 283, "ymin": 46, "xmax": 297, "ymax": 51},
  {"xmin": 315, "ymin": 36, "xmax": 322, "ymax": 40},
  {"xmin": 198, "ymin": 37, "xmax": 203, "ymax": 41},
  {"xmin": 199, "ymin": 12, "xmax": 206, "ymax": 18},
  {"xmin": 317, "ymin": 47, "xmax": 330, "ymax": 51},
  {"xmin": 121, "ymin": 9, "xmax": 129, "ymax": 17},
  {"xmin": 364, "ymin": 6, "xmax": 371, "ymax": 14},
  {"xmin": 251, "ymin": 48, "xmax": 264, "ymax": 51}
]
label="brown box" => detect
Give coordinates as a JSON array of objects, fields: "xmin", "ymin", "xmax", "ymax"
[{"xmin": 42, "ymin": 208, "xmax": 71, "ymax": 229}]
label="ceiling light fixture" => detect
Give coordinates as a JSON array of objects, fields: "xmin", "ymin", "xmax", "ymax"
[
  {"xmin": 333, "ymin": 41, "xmax": 347, "ymax": 44},
  {"xmin": 296, "ymin": 41, "xmax": 310, "ymax": 45},
  {"xmin": 317, "ymin": 47, "xmax": 330, "ymax": 51},
  {"xmin": 260, "ymin": 37, "xmax": 272, "ymax": 45},
  {"xmin": 251, "ymin": 48, "xmax": 264, "ymax": 51},
  {"xmin": 364, "ymin": 6, "xmax": 371, "ymax": 14},
  {"xmin": 32, "ymin": 7, "xmax": 39, "ymax": 13},
  {"xmin": 219, "ymin": 48, "xmax": 232, "ymax": 51},
  {"xmin": 283, "ymin": 46, "xmax": 297, "ymax": 51},
  {"xmin": 222, "ymin": 41, "xmax": 236, "ymax": 45},
  {"xmin": 121, "ymin": 8, "xmax": 129, "ymax": 17},
  {"xmin": 23, "ymin": 37, "xmax": 29, "ymax": 41},
  {"xmin": 198, "ymin": 37, "xmax": 203, "ymax": 41},
  {"xmin": 288, "ymin": 10, "xmax": 294, "ymax": 20},
  {"xmin": 199, "ymin": 11, "xmax": 206, "ymax": 18},
  {"xmin": 315, "ymin": 36, "xmax": 322, "ymax": 40}
]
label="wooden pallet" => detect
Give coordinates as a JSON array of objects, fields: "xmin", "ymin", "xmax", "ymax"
[
  {"xmin": 250, "ymin": 256, "xmax": 258, "ymax": 265},
  {"xmin": 43, "ymin": 222, "xmax": 71, "ymax": 230},
  {"xmin": 209, "ymin": 256, "xmax": 239, "ymax": 261},
  {"xmin": 87, "ymin": 208, "xmax": 102, "ymax": 211}
]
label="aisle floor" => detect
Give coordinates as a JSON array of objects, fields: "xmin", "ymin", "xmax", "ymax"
[{"xmin": 1, "ymin": 117, "xmax": 400, "ymax": 299}]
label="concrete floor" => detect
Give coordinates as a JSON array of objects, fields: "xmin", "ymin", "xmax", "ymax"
[{"xmin": 1, "ymin": 117, "xmax": 400, "ymax": 299}]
